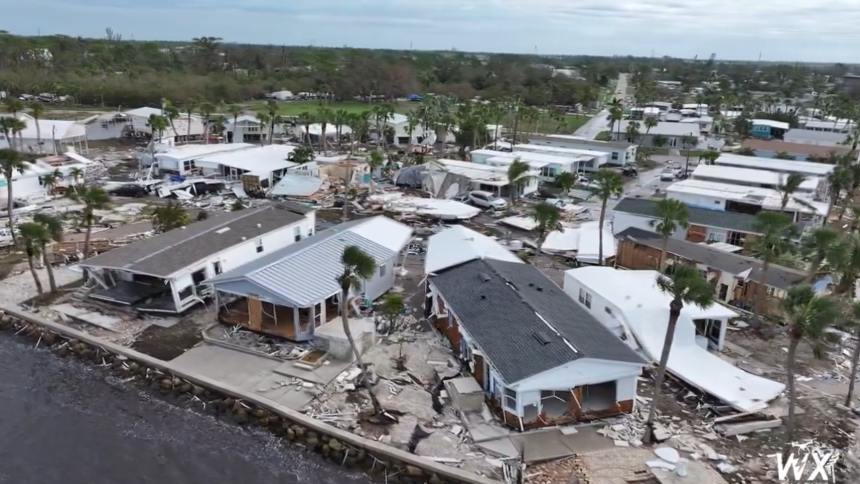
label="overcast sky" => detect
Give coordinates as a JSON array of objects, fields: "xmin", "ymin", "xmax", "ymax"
[{"xmin": 3, "ymin": 0, "xmax": 860, "ymax": 63}]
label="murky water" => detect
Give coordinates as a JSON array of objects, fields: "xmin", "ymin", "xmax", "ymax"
[{"xmin": 0, "ymin": 336, "xmax": 371, "ymax": 484}]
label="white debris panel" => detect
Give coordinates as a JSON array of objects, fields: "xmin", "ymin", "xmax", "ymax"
[
  {"xmin": 425, "ymin": 225, "xmax": 521, "ymax": 274},
  {"xmin": 368, "ymin": 193, "xmax": 480, "ymax": 220},
  {"xmin": 542, "ymin": 221, "xmax": 615, "ymax": 264}
]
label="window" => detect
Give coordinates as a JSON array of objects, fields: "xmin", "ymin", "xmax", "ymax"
[
  {"xmin": 255, "ymin": 239, "xmax": 264, "ymax": 253},
  {"xmin": 578, "ymin": 288, "xmax": 592, "ymax": 309},
  {"xmin": 611, "ymin": 152, "xmax": 619, "ymax": 161},
  {"xmin": 604, "ymin": 306, "xmax": 613, "ymax": 316},
  {"xmin": 504, "ymin": 387, "xmax": 517, "ymax": 411},
  {"xmin": 294, "ymin": 226, "xmax": 302, "ymax": 242},
  {"xmin": 213, "ymin": 261, "xmax": 223, "ymax": 275},
  {"xmin": 183, "ymin": 160, "xmax": 196, "ymax": 172},
  {"xmin": 727, "ymin": 231, "xmax": 746, "ymax": 247},
  {"xmin": 379, "ymin": 264, "xmax": 386, "ymax": 277},
  {"xmin": 191, "ymin": 269, "xmax": 206, "ymax": 285},
  {"xmin": 178, "ymin": 286, "xmax": 193, "ymax": 300}
]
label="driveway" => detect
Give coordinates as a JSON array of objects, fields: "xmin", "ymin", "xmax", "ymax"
[{"xmin": 573, "ymin": 109, "xmax": 610, "ymax": 139}]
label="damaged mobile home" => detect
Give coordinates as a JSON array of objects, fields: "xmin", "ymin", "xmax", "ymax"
[
  {"xmin": 564, "ymin": 266, "xmax": 785, "ymax": 412},
  {"xmin": 79, "ymin": 202, "xmax": 315, "ymax": 314},
  {"xmin": 425, "ymin": 227, "xmax": 645, "ymax": 430}
]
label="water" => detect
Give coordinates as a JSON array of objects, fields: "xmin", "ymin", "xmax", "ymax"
[{"xmin": 0, "ymin": 336, "xmax": 371, "ymax": 484}]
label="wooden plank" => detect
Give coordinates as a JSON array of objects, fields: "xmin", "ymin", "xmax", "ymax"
[{"xmin": 247, "ymin": 297, "xmax": 262, "ymax": 331}]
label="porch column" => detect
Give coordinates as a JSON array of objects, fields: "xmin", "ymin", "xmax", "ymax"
[{"xmin": 293, "ymin": 307, "xmax": 300, "ymax": 337}]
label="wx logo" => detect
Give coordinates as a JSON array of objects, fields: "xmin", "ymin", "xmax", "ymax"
[{"xmin": 771, "ymin": 442, "xmax": 840, "ymax": 483}]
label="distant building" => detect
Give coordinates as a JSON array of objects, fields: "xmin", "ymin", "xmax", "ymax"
[
  {"xmin": 1, "ymin": 113, "xmax": 87, "ymax": 155},
  {"xmin": 614, "ymin": 120, "xmax": 699, "ymax": 149},
  {"xmin": 840, "ymin": 73, "xmax": 860, "ymax": 95},
  {"xmin": 529, "ymin": 134, "xmax": 637, "ymax": 166},
  {"xmin": 749, "ymin": 119, "xmax": 790, "ymax": 140}
]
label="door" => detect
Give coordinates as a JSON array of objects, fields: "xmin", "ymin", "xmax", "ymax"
[
  {"xmin": 719, "ymin": 283, "xmax": 729, "ymax": 301},
  {"xmin": 473, "ymin": 354, "xmax": 486, "ymax": 390}
]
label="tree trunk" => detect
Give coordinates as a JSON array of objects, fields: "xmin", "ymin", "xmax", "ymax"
[
  {"xmin": 27, "ymin": 251, "xmax": 43, "ymax": 295},
  {"xmin": 6, "ymin": 174, "xmax": 16, "ymax": 245},
  {"xmin": 644, "ymin": 299, "xmax": 682, "ymax": 443},
  {"xmin": 340, "ymin": 286, "xmax": 382, "ymax": 414},
  {"xmin": 42, "ymin": 242, "xmax": 56, "ymax": 293},
  {"xmin": 35, "ymin": 119, "xmax": 41, "ymax": 148},
  {"xmin": 785, "ymin": 335, "xmax": 800, "ymax": 441},
  {"xmin": 753, "ymin": 261, "xmax": 771, "ymax": 328},
  {"xmin": 847, "ymin": 325, "xmax": 860, "ymax": 407},
  {"xmin": 83, "ymin": 215, "xmax": 93, "ymax": 259},
  {"xmin": 341, "ymin": 167, "xmax": 351, "ymax": 222},
  {"xmin": 658, "ymin": 236, "xmax": 669, "ymax": 273},
  {"xmin": 598, "ymin": 198, "xmax": 607, "ymax": 265}
]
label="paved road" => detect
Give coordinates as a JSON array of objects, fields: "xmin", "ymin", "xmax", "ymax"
[
  {"xmin": 614, "ymin": 73, "xmax": 630, "ymax": 103},
  {"xmin": 573, "ymin": 109, "xmax": 610, "ymax": 139}
]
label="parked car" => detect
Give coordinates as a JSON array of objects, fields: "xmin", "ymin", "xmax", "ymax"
[
  {"xmin": 659, "ymin": 170, "xmax": 676, "ymax": 182},
  {"xmin": 468, "ymin": 190, "xmax": 508, "ymax": 210},
  {"xmin": 622, "ymin": 166, "xmax": 638, "ymax": 177}
]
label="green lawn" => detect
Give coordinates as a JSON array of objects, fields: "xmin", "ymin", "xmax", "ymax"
[
  {"xmin": 555, "ymin": 114, "xmax": 589, "ymax": 134},
  {"xmin": 241, "ymin": 99, "xmax": 416, "ymax": 117}
]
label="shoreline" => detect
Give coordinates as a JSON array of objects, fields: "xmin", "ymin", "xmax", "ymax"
[{"xmin": 0, "ymin": 305, "xmax": 498, "ymax": 484}]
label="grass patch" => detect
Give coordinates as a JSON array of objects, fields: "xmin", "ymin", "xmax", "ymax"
[{"xmin": 553, "ymin": 114, "xmax": 589, "ymax": 134}]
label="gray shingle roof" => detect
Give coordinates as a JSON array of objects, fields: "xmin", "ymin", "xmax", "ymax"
[
  {"xmin": 79, "ymin": 202, "xmax": 312, "ymax": 277},
  {"xmin": 617, "ymin": 227, "xmax": 806, "ymax": 290},
  {"xmin": 207, "ymin": 217, "xmax": 400, "ymax": 307},
  {"xmin": 431, "ymin": 259, "xmax": 643, "ymax": 384},
  {"xmin": 613, "ymin": 197, "xmax": 762, "ymax": 234}
]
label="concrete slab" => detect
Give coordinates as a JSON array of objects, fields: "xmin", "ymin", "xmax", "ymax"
[
  {"xmin": 0, "ymin": 267, "xmax": 81, "ymax": 304},
  {"xmin": 169, "ymin": 344, "xmax": 315, "ymax": 410},
  {"xmin": 559, "ymin": 426, "xmax": 616, "ymax": 454},
  {"xmin": 51, "ymin": 303, "xmax": 125, "ymax": 331},
  {"xmin": 513, "ymin": 430, "xmax": 575, "ymax": 463},
  {"xmin": 652, "ymin": 460, "xmax": 727, "ymax": 484},
  {"xmin": 273, "ymin": 356, "xmax": 352, "ymax": 385},
  {"xmin": 476, "ymin": 437, "xmax": 520, "ymax": 459}
]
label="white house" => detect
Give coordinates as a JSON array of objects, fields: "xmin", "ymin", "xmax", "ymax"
[
  {"xmin": 529, "ymin": 135, "xmax": 637, "ymax": 166},
  {"xmin": 1, "ymin": 113, "xmax": 88, "ymax": 155},
  {"xmin": 470, "ymin": 149, "xmax": 577, "ymax": 182},
  {"xmin": 207, "ymin": 216, "xmax": 412, "ymax": 341},
  {"xmin": 0, "ymin": 151, "xmax": 95, "ymax": 205},
  {"xmin": 85, "ymin": 107, "xmax": 206, "ymax": 144},
  {"xmin": 563, "ymin": 266, "xmax": 785, "ymax": 412},
  {"xmin": 225, "ymin": 114, "xmax": 287, "ymax": 144},
  {"xmin": 666, "ymin": 179, "xmax": 828, "ymax": 226},
  {"xmin": 615, "ymin": 120, "xmax": 700, "ymax": 148},
  {"xmin": 79, "ymin": 203, "xmax": 316, "ymax": 314},
  {"xmin": 384, "ymin": 113, "xmax": 434, "ymax": 146},
  {"xmin": 714, "ymin": 153, "xmax": 834, "ymax": 178},
  {"xmin": 690, "ymin": 164, "xmax": 824, "ymax": 199},
  {"xmin": 152, "ymin": 143, "xmax": 255, "ymax": 176},
  {"xmin": 194, "ymin": 144, "xmax": 300, "ymax": 188},
  {"xmin": 428, "ymin": 256, "xmax": 644, "ymax": 430},
  {"xmin": 513, "ymin": 144, "xmax": 609, "ymax": 173},
  {"xmin": 435, "ymin": 158, "xmax": 539, "ymax": 198}
]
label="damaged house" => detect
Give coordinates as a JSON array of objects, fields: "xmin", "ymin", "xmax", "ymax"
[
  {"xmin": 615, "ymin": 227, "xmax": 808, "ymax": 315},
  {"xmin": 427, "ymin": 257, "xmax": 645, "ymax": 431},
  {"xmin": 79, "ymin": 203, "xmax": 315, "ymax": 314},
  {"xmin": 207, "ymin": 216, "xmax": 412, "ymax": 342}
]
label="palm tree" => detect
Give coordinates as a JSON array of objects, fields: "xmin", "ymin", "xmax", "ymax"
[
  {"xmin": 255, "ymin": 112, "xmax": 271, "ymax": 147},
  {"xmin": 829, "ymin": 233, "xmax": 860, "ymax": 295},
  {"xmin": 298, "ymin": 111, "xmax": 315, "ymax": 147},
  {"xmin": 18, "ymin": 222, "xmax": 47, "ymax": 295},
  {"xmin": 555, "ymin": 172, "xmax": 576, "ymax": 195},
  {"xmin": 3, "ymin": 117, "xmax": 26, "ymax": 152},
  {"xmin": 183, "ymin": 100, "xmax": 197, "ymax": 143},
  {"xmin": 162, "ymin": 99, "xmax": 180, "ymax": 143},
  {"xmin": 371, "ymin": 104, "xmax": 394, "ymax": 152},
  {"xmin": 533, "ymin": 202, "xmax": 561, "ymax": 255},
  {"xmin": 367, "ymin": 150, "xmax": 384, "ymax": 194},
  {"xmin": 777, "ymin": 173, "xmax": 807, "ymax": 211},
  {"xmin": 651, "ymin": 199, "xmax": 689, "ymax": 272},
  {"xmin": 607, "ymin": 97, "xmax": 623, "ymax": 138},
  {"xmin": 1, "ymin": 148, "xmax": 29, "ymax": 245},
  {"xmin": 198, "ymin": 101, "xmax": 216, "ymax": 144},
  {"xmin": 506, "ymin": 158, "xmax": 531, "ymax": 205},
  {"xmin": 68, "ymin": 166, "xmax": 84, "ymax": 191},
  {"xmin": 69, "ymin": 186, "xmax": 110, "ymax": 259},
  {"xmin": 800, "ymin": 227, "xmax": 839, "ymax": 282},
  {"xmin": 29, "ymin": 101, "xmax": 44, "ymax": 149},
  {"xmin": 3, "ymin": 99, "xmax": 24, "ymax": 147},
  {"xmin": 0, "ymin": 117, "xmax": 14, "ymax": 150},
  {"xmin": 680, "ymin": 135, "xmax": 698, "ymax": 177},
  {"xmin": 226, "ymin": 104, "xmax": 242, "ymax": 143},
  {"xmin": 625, "ymin": 120, "xmax": 641, "ymax": 143},
  {"xmin": 750, "ymin": 212, "xmax": 797, "ymax": 324},
  {"xmin": 265, "ymin": 100, "xmax": 279, "ymax": 145},
  {"xmin": 588, "ymin": 169, "xmax": 623, "ymax": 265},
  {"xmin": 643, "ymin": 265, "xmax": 713, "ymax": 443},
  {"xmin": 781, "ymin": 285, "xmax": 838, "ymax": 441},
  {"xmin": 40, "ymin": 172, "xmax": 58, "ymax": 196},
  {"xmin": 337, "ymin": 245, "xmax": 383, "ymax": 414},
  {"xmin": 334, "ymin": 109, "xmax": 349, "ymax": 150},
  {"xmin": 827, "ymin": 163, "xmax": 852, "ymax": 218},
  {"xmin": 147, "ymin": 114, "xmax": 169, "ymax": 170},
  {"xmin": 32, "ymin": 213, "xmax": 62, "ymax": 293},
  {"xmin": 644, "ymin": 116, "xmax": 657, "ymax": 136},
  {"xmin": 151, "ymin": 201, "xmax": 190, "ymax": 233},
  {"xmin": 845, "ymin": 302, "xmax": 860, "ymax": 407}
]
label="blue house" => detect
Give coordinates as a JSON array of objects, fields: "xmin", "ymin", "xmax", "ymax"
[{"xmin": 750, "ymin": 119, "xmax": 790, "ymax": 139}]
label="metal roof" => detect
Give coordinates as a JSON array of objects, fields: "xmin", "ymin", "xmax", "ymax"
[
  {"xmin": 208, "ymin": 216, "xmax": 412, "ymax": 307},
  {"xmin": 431, "ymin": 259, "xmax": 643, "ymax": 384},
  {"xmin": 613, "ymin": 197, "xmax": 762, "ymax": 234},
  {"xmin": 616, "ymin": 227, "xmax": 806, "ymax": 290},
  {"xmin": 79, "ymin": 202, "xmax": 313, "ymax": 278}
]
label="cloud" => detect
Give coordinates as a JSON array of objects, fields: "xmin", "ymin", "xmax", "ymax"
[{"xmin": 2, "ymin": 0, "xmax": 860, "ymax": 62}]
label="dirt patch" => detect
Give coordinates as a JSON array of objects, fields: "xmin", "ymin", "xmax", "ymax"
[{"xmin": 130, "ymin": 318, "xmax": 206, "ymax": 360}]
